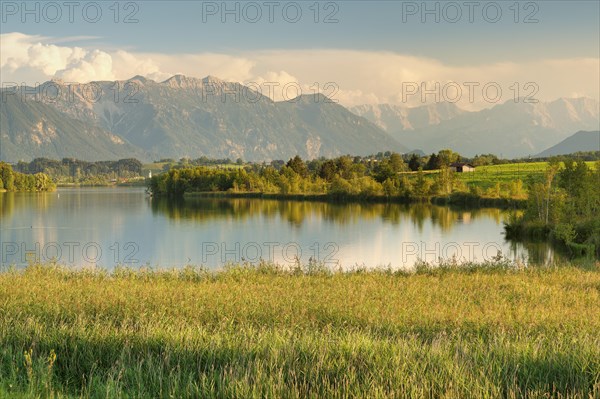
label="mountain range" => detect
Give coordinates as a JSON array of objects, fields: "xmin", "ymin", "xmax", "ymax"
[
  {"xmin": 351, "ymin": 98, "xmax": 599, "ymax": 158},
  {"xmin": 536, "ymin": 131, "xmax": 600, "ymax": 157},
  {"xmin": 1, "ymin": 75, "xmax": 598, "ymax": 162},
  {"xmin": 0, "ymin": 76, "xmax": 406, "ymax": 162},
  {"xmin": 0, "ymin": 93, "xmax": 146, "ymax": 162}
]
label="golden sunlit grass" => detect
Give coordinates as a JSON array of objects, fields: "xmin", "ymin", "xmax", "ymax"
[
  {"xmin": 456, "ymin": 161, "xmax": 598, "ymax": 190},
  {"xmin": 1, "ymin": 261, "xmax": 599, "ymax": 398}
]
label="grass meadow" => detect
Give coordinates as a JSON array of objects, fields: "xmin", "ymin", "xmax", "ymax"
[
  {"xmin": 143, "ymin": 162, "xmax": 244, "ymax": 178},
  {"xmin": 1, "ymin": 261, "xmax": 599, "ymax": 398},
  {"xmin": 455, "ymin": 162, "xmax": 597, "ymax": 191}
]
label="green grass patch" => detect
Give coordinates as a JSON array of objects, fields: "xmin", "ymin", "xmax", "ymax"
[
  {"xmin": 456, "ymin": 162, "xmax": 597, "ymax": 190},
  {"xmin": 143, "ymin": 163, "xmax": 244, "ymax": 176},
  {"xmin": 1, "ymin": 262, "xmax": 599, "ymax": 398}
]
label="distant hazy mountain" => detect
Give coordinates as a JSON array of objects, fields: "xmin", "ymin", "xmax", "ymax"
[
  {"xmin": 0, "ymin": 94, "xmax": 144, "ymax": 162},
  {"xmin": 0, "ymin": 76, "xmax": 407, "ymax": 162},
  {"xmin": 350, "ymin": 102, "xmax": 466, "ymax": 132},
  {"xmin": 536, "ymin": 131, "xmax": 600, "ymax": 157},
  {"xmin": 351, "ymin": 98, "xmax": 599, "ymax": 158}
]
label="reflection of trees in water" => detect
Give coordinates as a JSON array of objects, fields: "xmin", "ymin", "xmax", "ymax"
[
  {"xmin": 0, "ymin": 192, "xmax": 56, "ymax": 219},
  {"xmin": 0, "ymin": 193, "xmax": 14, "ymax": 218},
  {"xmin": 2, "ymin": 189, "xmax": 146, "ymax": 222},
  {"xmin": 506, "ymin": 239, "xmax": 566, "ymax": 266},
  {"xmin": 150, "ymin": 197, "xmax": 507, "ymax": 233},
  {"xmin": 406, "ymin": 205, "xmax": 505, "ymax": 233}
]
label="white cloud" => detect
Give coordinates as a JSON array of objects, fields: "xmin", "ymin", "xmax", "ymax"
[
  {"xmin": 1, "ymin": 32, "xmax": 598, "ymax": 110},
  {"xmin": 247, "ymin": 70, "xmax": 300, "ymax": 101},
  {"xmin": 1, "ymin": 32, "xmax": 111, "ymax": 83},
  {"xmin": 111, "ymin": 51, "xmax": 171, "ymax": 82},
  {"xmin": 55, "ymin": 50, "xmax": 114, "ymax": 82}
]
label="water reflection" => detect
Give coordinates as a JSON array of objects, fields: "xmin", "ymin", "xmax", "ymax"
[
  {"xmin": 1, "ymin": 188, "xmax": 562, "ymax": 268},
  {"xmin": 0, "ymin": 193, "xmax": 13, "ymax": 219},
  {"xmin": 148, "ymin": 196, "xmax": 560, "ymax": 267},
  {"xmin": 505, "ymin": 239, "xmax": 563, "ymax": 267},
  {"xmin": 1, "ymin": 191, "xmax": 56, "ymax": 219},
  {"xmin": 151, "ymin": 197, "xmax": 505, "ymax": 233}
]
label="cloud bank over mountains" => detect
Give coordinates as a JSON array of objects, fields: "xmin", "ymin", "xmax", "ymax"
[{"xmin": 1, "ymin": 32, "xmax": 598, "ymax": 110}]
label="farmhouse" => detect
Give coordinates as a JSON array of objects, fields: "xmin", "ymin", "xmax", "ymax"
[{"xmin": 449, "ymin": 163, "xmax": 475, "ymax": 173}]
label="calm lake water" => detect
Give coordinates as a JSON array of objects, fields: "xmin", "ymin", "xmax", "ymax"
[{"xmin": 0, "ymin": 187, "xmax": 559, "ymax": 269}]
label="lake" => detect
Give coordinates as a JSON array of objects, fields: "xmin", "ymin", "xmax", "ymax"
[{"xmin": 0, "ymin": 187, "xmax": 559, "ymax": 269}]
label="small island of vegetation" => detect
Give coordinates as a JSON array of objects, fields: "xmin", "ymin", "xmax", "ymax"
[{"xmin": 0, "ymin": 162, "xmax": 55, "ymax": 192}]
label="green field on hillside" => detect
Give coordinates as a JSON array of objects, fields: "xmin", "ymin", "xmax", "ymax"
[
  {"xmin": 455, "ymin": 162, "xmax": 547, "ymax": 191},
  {"xmin": 143, "ymin": 162, "xmax": 244, "ymax": 177},
  {"xmin": 1, "ymin": 262, "xmax": 599, "ymax": 398},
  {"xmin": 456, "ymin": 162, "xmax": 596, "ymax": 191}
]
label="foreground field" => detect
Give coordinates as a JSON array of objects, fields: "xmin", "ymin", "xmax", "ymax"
[{"xmin": 1, "ymin": 262, "xmax": 599, "ymax": 398}]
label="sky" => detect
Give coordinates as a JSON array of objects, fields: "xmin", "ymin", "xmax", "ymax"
[{"xmin": 1, "ymin": 0, "xmax": 599, "ymax": 110}]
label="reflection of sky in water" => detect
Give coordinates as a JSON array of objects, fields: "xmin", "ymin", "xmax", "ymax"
[{"xmin": 0, "ymin": 188, "xmax": 557, "ymax": 269}]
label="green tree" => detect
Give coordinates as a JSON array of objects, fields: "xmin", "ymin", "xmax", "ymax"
[
  {"xmin": 0, "ymin": 163, "xmax": 15, "ymax": 191},
  {"xmin": 437, "ymin": 149, "xmax": 461, "ymax": 167},
  {"xmin": 382, "ymin": 178, "xmax": 397, "ymax": 197},
  {"xmin": 329, "ymin": 176, "xmax": 356, "ymax": 197},
  {"xmin": 286, "ymin": 156, "xmax": 309, "ymax": 178},
  {"xmin": 372, "ymin": 161, "xmax": 395, "ymax": 183},
  {"xmin": 433, "ymin": 167, "xmax": 455, "ymax": 195},
  {"xmin": 527, "ymin": 160, "xmax": 561, "ymax": 224},
  {"xmin": 34, "ymin": 173, "xmax": 55, "ymax": 191},
  {"xmin": 408, "ymin": 154, "xmax": 421, "ymax": 171},
  {"xmin": 425, "ymin": 154, "xmax": 441, "ymax": 170},
  {"xmin": 335, "ymin": 156, "xmax": 354, "ymax": 179},
  {"xmin": 318, "ymin": 160, "xmax": 338, "ymax": 181},
  {"xmin": 413, "ymin": 168, "xmax": 432, "ymax": 199},
  {"xmin": 389, "ymin": 152, "xmax": 406, "ymax": 173},
  {"xmin": 349, "ymin": 163, "xmax": 366, "ymax": 179}
]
